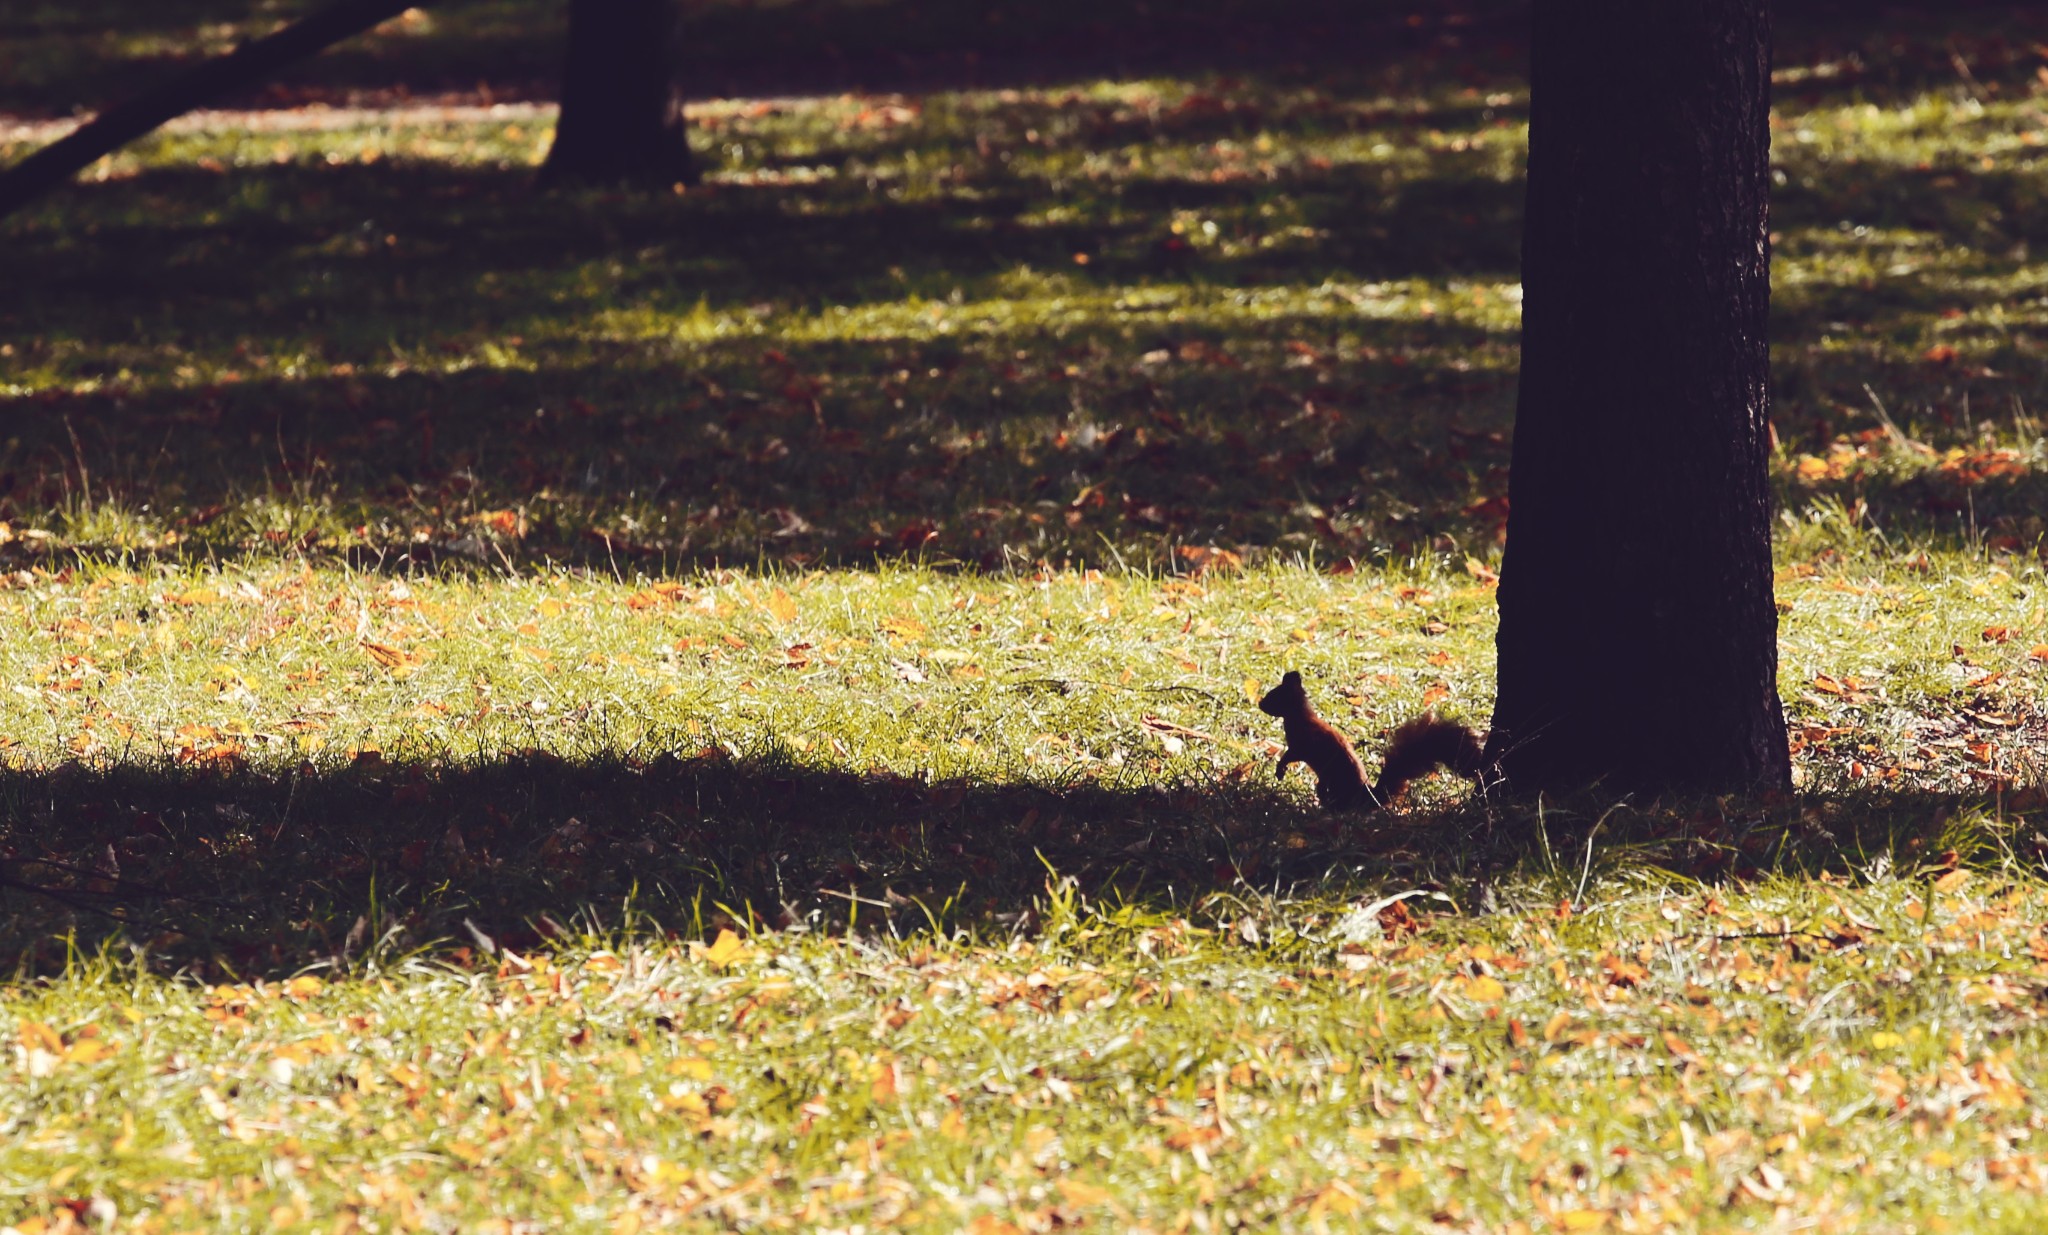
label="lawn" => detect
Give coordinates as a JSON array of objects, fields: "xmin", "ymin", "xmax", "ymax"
[{"xmin": 2, "ymin": 1, "xmax": 2048, "ymax": 1230}]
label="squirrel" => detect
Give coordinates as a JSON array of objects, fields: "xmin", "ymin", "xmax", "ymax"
[{"xmin": 1258, "ymin": 671, "xmax": 1487, "ymax": 810}]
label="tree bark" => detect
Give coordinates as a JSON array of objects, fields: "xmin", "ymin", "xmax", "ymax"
[
  {"xmin": 539, "ymin": 0, "xmax": 698, "ymax": 188},
  {"xmin": 0, "ymin": 0, "xmax": 426, "ymax": 222},
  {"xmin": 1487, "ymin": 0, "xmax": 1791, "ymax": 795}
]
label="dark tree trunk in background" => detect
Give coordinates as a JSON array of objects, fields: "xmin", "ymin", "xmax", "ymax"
[
  {"xmin": 1487, "ymin": 0, "xmax": 1791, "ymax": 795},
  {"xmin": 540, "ymin": 0, "xmax": 697, "ymax": 188}
]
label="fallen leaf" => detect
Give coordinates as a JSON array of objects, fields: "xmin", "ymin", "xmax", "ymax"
[{"xmin": 1464, "ymin": 975, "xmax": 1506, "ymax": 1003}]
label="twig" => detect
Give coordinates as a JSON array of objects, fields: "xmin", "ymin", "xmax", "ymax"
[
  {"xmin": 816, "ymin": 888, "xmax": 894, "ymax": 910},
  {"xmin": 1672, "ymin": 929, "xmax": 1873, "ymax": 946},
  {"xmin": 8, "ymin": 857, "xmax": 210, "ymax": 903},
  {"xmin": 0, "ymin": 876, "xmax": 130, "ymax": 922},
  {"xmin": 1007, "ymin": 677, "xmax": 1228, "ymax": 703},
  {"xmin": 1574, "ymin": 802, "xmax": 1627, "ymax": 906}
]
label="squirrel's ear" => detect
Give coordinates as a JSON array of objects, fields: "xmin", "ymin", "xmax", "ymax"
[{"xmin": 1282, "ymin": 671, "xmax": 1301, "ymax": 686}]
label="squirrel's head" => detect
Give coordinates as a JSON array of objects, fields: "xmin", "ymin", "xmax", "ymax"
[{"xmin": 1258, "ymin": 671, "xmax": 1306, "ymax": 717}]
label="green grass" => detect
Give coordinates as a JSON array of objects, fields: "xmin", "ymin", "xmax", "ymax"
[
  {"xmin": 3, "ymin": 3, "xmax": 2048, "ymax": 1230},
  {"xmin": 12, "ymin": 873, "xmax": 2048, "ymax": 1232}
]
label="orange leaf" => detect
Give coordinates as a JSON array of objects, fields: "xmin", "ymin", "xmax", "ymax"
[
  {"xmin": 871, "ymin": 1059, "xmax": 902, "ymax": 1102},
  {"xmin": 880, "ymin": 615, "xmax": 926, "ymax": 642},
  {"xmin": 359, "ymin": 640, "xmax": 411, "ymax": 670},
  {"xmin": 1056, "ymin": 1180, "xmax": 1115, "ymax": 1208}
]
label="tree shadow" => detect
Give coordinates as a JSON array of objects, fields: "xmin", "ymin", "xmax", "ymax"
[
  {"xmin": 7, "ymin": 0, "xmax": 2033, "ymax": 119},
  {"xmin": 3, "ymin": 156, "xmax": 1529, "ymax": 332},
  {"xmin": 1, "ymin": 0, "xmax": 1527, "ymax": 117},
  {"xmin": 2, "ymin": 144, "xmax": 1532, "ymax": 570},
  {"xmin": 2, "ymin": 747, "xmax": 2029, "ymax": 979},
  {"xmin": 3, "ymin": 324, "xmax": 1518, "ymax": 573},
  {"xmin": 4, "ymin": 2, "xmax": 2044, "ymax": 569}
]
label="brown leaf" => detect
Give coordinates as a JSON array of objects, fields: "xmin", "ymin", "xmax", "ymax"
[{"xmin": 359, "ymin": 640, "xmax": 411, "ymax": 670}]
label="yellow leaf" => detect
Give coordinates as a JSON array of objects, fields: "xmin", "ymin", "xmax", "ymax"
[
  {"xmin": 1561, "ymin": 1212, "xmax": 1608, "ymax": 1231},
  {"xmin": 672, "ymin": 1057, "xmax": 714, "ymax": 1081},
  {"xmin": 939, "ymin": 1108, "xmax": 967, "ymax": 1138},
  {"xmin": 1465, "ymin": 975, "xmax": 1506, "ymax": 1003},
  {"xmin": 1933, "ymin": 869, "xmax": 1970, "ymax": 893},
  {"xmin": 1307, "ymin": 1182, "xmax": 1362, "ymax": 1217},
  {"xmin": 1927, "ymin": 1149, "xmax": 1956, "ymax": 1169},
  {"xmin": 1242, "ymin": 677, "xmax": 1262, "ymax": 704},
  {"xmin": 1871, "ymin": 1032, "xmax": 1905, "ymax": 1049},
  {"xmin": 62, "ymin": 1038, "xmax": 116, "ymax": 1065},
  {"xmin": 285, "ymin": 975, "xmax": 324, "ymax": 1001},
  {"xmin": 700, "ymin": 929, "xmax": 745, "ymax": 969},
  {"xmin": 665, "ymin": 1089, "xmax": 709, "ymax": 1118},
  {"xmin": 766, "ymin": 588, "xmax": 798, "ymax": 624},
  {"xmin": 111, "ymin": 1110, "xmax": 137, "ymax": 1154}
]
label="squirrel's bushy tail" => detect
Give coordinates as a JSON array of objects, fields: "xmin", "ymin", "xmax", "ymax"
[{"xmin": 1371, "ymin": 715, "xmax": 1486, "ymax": 806}]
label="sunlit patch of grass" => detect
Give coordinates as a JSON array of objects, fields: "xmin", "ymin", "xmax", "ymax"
[
  {"xmin": 8, "ymin": 869, "xmax": 2048, "ymax": 1232},
  {"xmin": 0, "ymin": 561, "xmax": 1501, "ymax": 779},
  {"xmin": 5, "ymin": 10, "xmax": 2048, "ymax": 1227}
]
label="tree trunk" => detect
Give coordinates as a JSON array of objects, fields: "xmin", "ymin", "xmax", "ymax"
[
  {"xmin": 0, "ymin": 0, "xmax": 426, "ymax": 222},
  {"xmin": 539, "ymin": 0, "xmax": 697, "ymax": 188},
  {"xmin": 1487, "ymin": 0, "xmax": 1791, "ymax": 795}
]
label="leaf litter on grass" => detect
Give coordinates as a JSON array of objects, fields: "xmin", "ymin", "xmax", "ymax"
[
  {"xmin": 4, "ymin": 4, "xmax": 2048, "ymax": 1230},
  {"xmin": 9, "ymin": 869, "xmax": 2048, "ymax": 1232}
]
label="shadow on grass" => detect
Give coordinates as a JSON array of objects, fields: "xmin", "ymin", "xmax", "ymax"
[
  {"xmin": 2, "ymin": 209, "xmax": 1505, "ymax": 565},
  {"xmin": 1, "ymin": 0, "xmax": 1523, "ymax": 117},
  {"xmin": 0, "ymin": 748, "xmax": 2031, "ymax": 979},
  {"xmin": 0, "ymin": 141, "xmax": 2040, "ymax": 568},
  {"xmin": 4, "ymin": 0, "xmax": 2033, "ymax": 118},
  {"xmin": 4, "ymin": 1, "xmax": 2046, "ymax": 572},
  {"xmin": 2, "ymin": 160, "xmax": 1531, "ymax": 335}
]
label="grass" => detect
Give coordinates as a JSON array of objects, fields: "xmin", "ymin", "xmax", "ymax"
[
  {"xmin": 11, "ymin": 873, "xmax": 2048, "ymax": 1233},
  {"xmin": 2, "ymin": 1, "xmax": 2048, "ymax": 1230}
]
